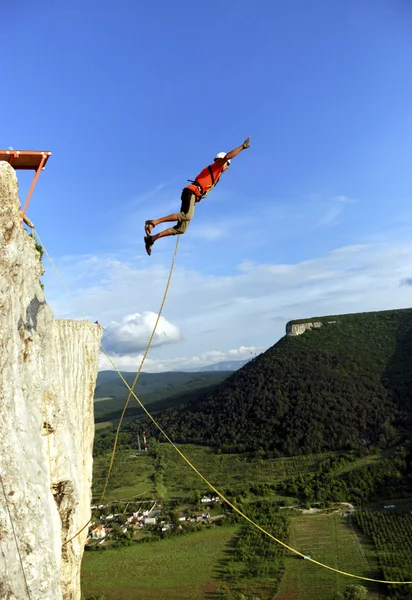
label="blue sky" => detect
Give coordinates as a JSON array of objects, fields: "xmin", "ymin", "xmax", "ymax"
[{"xmin": 2, "ymin": 0, "xmax": 412, "ymax": 371}]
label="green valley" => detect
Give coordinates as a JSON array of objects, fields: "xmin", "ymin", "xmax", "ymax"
[{"xmin": 83, "ymin": 309, "xmax": 412, "ymax": 600}]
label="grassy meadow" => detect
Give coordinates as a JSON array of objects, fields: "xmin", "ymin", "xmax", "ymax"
[{"xmin": 81, "ymin": 525, "xmax": 237, "ymax": 600}]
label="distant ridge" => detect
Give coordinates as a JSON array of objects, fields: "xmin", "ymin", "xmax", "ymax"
[
  {"xmin": 94, "ymin": 370, "xmax": 231, "ymax": 422},
  {"xmin": 181, "ymin": 359, "xmax": 253, "ymax": 372}
]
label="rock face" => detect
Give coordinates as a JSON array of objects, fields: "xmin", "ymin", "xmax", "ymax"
[
  {"xmin": 286, "ymin": 320, "xmax": 337, "ymax": 336},
  {"xmin": 0, "ymin": 162, "xmax": 102, "ymax": 599},
  {"xmin": 286, "ymin": 321, "xmax": 323, "ymax": 336}
]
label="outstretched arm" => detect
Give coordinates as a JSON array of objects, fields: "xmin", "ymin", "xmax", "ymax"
[{"xmin": 219, "ymin": 137, "xmax": 251, "ymax": 162}]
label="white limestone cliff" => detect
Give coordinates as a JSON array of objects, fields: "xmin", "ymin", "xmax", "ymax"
[
  {"xmin": 286, "ymin": 320, "xmax": 337, "ymax": 336},
  {"xmin": 0, "ymin": 161, "xmax": 102, "ymax": 600}
]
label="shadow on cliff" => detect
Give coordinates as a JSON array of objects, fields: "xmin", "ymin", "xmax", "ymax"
[{"xmin": 17, "ymin": 296, "xmax": 46, "ymax": 332}]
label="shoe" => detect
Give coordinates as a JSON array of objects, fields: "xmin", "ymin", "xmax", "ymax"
[
  {"xmin": 144, "ymin": 220, "xmax": 155, "ymax": 235},
  {"xmin": 144, "ymin": 235, "xmax": 153, "ymax": 256}
]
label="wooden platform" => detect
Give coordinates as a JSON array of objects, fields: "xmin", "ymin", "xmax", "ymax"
[
  {"xmin": 0, "ymin": 149, "xmax": 52, "ymax": 214},
  {"xmin": 0, "ymin": 150, "xmax": 51, "ymax": 170}
]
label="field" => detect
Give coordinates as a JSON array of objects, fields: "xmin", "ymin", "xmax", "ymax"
[
  {"xmin": 92, "ymin": 443, "xmax": 393, "ymax": 504},
  {"xmin": 81, "ymin": 511, "xmax": 393, "ymax": 600},
  {"xmin": 92, "ymin": 443, "xmax": 340, "ymax": 502},
  {"xmin": 87, "ymin": 444, "xmax": 411, "ymax": 599},
  {"xmin": 81, "ymin": 525, "xmax": 237, "ymax": 600},
  {"xmin": 275, "ymin": 514, "xmax": 384, "ymax": 600},
  {"xmin": 354, "ymin": 508, "xmax": 412, "ymax": 598}
]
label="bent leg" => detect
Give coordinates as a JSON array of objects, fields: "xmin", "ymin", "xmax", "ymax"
[
  {"xmin": 144, "ymin": 213, "xmax": 180, "ymax": 235},
  {"xmin": 145, "ymin": 190, "xmax": 196, "ymax": 255},
  {"xmin": 147, "ymin": 192, "xmax": 195, "ymax": 230},
  {"xmin": 152, "ymin": 213, "xmax": 180, "ymax": 226},
  {"xmin": 151, "ymin": 228, "xmax": 177, "ymax": 242}
]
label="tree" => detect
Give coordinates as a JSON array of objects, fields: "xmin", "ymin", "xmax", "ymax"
[
  {"xmin": 190, "ymin": 489, "xmax": 201, "ymax": 506},
  {"xmin": 343, "ymin": 585, "xmax": 368, "ymax": 600}
]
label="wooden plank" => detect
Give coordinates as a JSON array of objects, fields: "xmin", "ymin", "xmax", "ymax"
[{"xmin": 0, "ymin": 150, "xmax": 52, "ymax": 170}]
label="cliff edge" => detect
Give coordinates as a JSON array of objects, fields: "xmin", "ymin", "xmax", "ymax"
[
  {"xmin": 286, "ymin": 319, "xmax": 337, "ymax": 336},
  {"xmin": 0, "ymin": 161, "xmax": 102, "ymax": 599}
]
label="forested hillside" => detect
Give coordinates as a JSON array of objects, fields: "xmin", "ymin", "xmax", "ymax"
[{"xmin": 150, "ymin": 309, "xmax": 412, "ymax": 455}]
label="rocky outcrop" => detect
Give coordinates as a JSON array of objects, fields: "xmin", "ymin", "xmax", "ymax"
[
  {"xmin": 286, "ymin": 320, "xmax": 337, "ymax": 336},
  {"xmin": 0, "ymin": 162, "xmax": 102, "ymax": 599}
]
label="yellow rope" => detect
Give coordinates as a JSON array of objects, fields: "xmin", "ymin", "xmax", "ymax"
[
  {"xmin": 34, "ymin": 229, "xmax": 412, "ymax": 585},
  {"xmin": 99, "ymin": 235, "xmax": 180, "ymax": 503}
]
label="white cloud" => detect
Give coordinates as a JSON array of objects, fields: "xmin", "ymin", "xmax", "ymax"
[
  {"xmin": 317, "ymin": 194, "xmax": 358, "ymax": 227},
  {"xmin": 334, "ymin": 195, "xmax": 358, "ymax": 204},
  {"xmin": 43, "ymin": 236, "xmax": 412, "ymax": 373},
  {"xmin": 103, "ymin": 311, "xmax": 181, "ymax": 354},
  {"xmin": 98, "ymin": 344, "xmax": 262, "ymax": 373},
  {"xmin": 317, "ymin": 203, "xmax": 344, "ymax": 227},
  {"xmin": 228, "ymin": 345, "xmax": 259, "ymax": 357}
]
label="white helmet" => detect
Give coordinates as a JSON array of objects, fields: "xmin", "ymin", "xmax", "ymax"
[{"xmin": 214, "ymin": 151, "xmax": 231, "ymax": 165}]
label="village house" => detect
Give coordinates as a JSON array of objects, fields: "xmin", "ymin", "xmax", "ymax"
[{"xmin": 91, "ymin": 525, "xmax": 107, "ymax": 539}]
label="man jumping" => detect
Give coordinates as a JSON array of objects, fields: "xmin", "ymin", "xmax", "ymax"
[{"xmin": 143, "ymin": 136, "xmax": 251, "ymax": 255}]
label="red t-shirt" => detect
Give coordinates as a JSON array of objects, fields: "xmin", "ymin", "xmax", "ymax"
[{"xmin": 186, "ymin": 161, "xmax": 225, "ymax": 201}]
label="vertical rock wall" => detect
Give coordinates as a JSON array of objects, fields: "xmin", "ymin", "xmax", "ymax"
[{"xmin": 0, "ymin": 162, "xmax": 102, "ymax": 599}]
